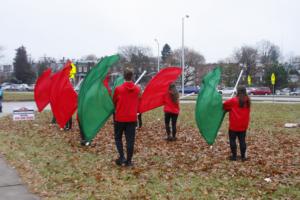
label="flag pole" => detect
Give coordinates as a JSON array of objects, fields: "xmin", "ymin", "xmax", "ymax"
[
  {"xmin": 179, "ymin": 92, "xmax": 195, "ymax": 100},
  {"xmin": 135, "ymin": 70, "xmax": 147, "ymax": 85},
  {"xmin": 231, "ymin": 66, "xmax": 245, "ymax": 98}
]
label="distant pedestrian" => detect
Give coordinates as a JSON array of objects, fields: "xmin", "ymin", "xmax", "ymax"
[
  {"xmin": 223, "ymin": 86, "xmax": 251, "ymax": 161},
  {"xmin": 113, "ymin": 68, "xmax": 140, "ymax": 166},
  {"xmin": 0, "ymin": 86, "xmax": 3, "ymax": 113},
  {"xmin": 163, "ymin": 83, "xmax": 180, "ymax": 141}
]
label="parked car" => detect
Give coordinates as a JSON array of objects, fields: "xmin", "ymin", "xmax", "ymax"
[
  {"xmin": 249, "ymin": 87, "xmax": 272, "ymax": 95},
  {"xmin": 246, "ymin": 87, "xmax": 256, "ymax": 95},
  {"xmin": 218, "ymin": 87, "xmax": 235, "ymax": 95},
  {"xmin": 178, "ymin": 86, "xmax": 200, "ymax": 94},
  {"xmin": 278, "ymin": 88, "xmax": 291, "ymax": 95},
  {"xmin": 27, "ymin": 84, "xmax": 35, "ymax": 91},
  {"xmin": 290, "ymin": 88, "xmax": 300, "ymax": 96}
]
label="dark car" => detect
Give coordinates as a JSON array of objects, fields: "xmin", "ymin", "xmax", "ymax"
[
  {"xmin": 178, "ymin": 86, "xmax": 200, "ymax": 94},
  {"xmin": 249, "ymin": 87, "xmax": 272, "ymax": 95}
]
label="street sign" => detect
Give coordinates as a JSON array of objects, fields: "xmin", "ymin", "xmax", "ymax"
[
  {"xmin": 13, "ymin": 107, "xmax": 35, "ymax": 121},
  {"xmin": 271, "ymin": 73, "xmax": 275, "ymax": 85},
  {"xmin": 247, "ymin": 75, "xmax": 251, "ymax": 85},
  {"xmin": 70, "ymin": 63, "xmax": 77, "ymax": 79}
]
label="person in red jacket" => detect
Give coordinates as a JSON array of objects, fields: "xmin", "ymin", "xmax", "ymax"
[
  {"xmin": 223, "ymin": 86, "xmax": 251, "ymax": 161},
  {"xmin": 113, "ymin": 68, "xmax": 140, "ymax": 166},
  {"xmin": 163, "ymin": 83, "xmax": 180, "ymax": 141}
]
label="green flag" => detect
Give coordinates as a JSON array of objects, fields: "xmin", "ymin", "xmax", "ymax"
[
  {"xmin": 112, "ymin": 75, "xmax": 124, "ymax": 97},
  {"xmin": 78, "ymin": 55, "xmax": 119, "ymax": 142},
  {"xmin": 195, "ymin": 67, "xmax": 225, "ymax": 145}
]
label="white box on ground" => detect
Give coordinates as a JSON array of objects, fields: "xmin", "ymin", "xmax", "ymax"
[{"xmin": 13, "ymin": 106, "xmax": 35, "ymax": 121}]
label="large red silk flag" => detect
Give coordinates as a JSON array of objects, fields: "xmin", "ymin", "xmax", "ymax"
[
  {"xmin": 50, "ymin": 61, "xmax": 78, "ymax": 128},
  {"xmin": 34, "ymin": 68, "xmax": 52, "ymax": 112},
  {"xmin": 139, "ymin": 67, "xmax": 182, "ymax": 113}
]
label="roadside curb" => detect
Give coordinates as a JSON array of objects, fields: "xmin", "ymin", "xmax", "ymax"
[{"xmin": 0, "ymin": 115, "xmax": 40, "ymax": 200}]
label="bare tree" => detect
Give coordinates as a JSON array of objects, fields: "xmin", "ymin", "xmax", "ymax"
[
  {"xmin": 118, "ymin": 45, "xmax": 155, "ymax": 83},
  {"xmin": 81, "ymin": 54, "xmax": 98, "ymax": 61},
  {"xmin": 257, "ymin": 40, "xmax": 281, "ymax": 66},
  {"xmin": 173, "ymin": 48, "xmax": 205, "ymax": 85},
  {"xmin": 233, "ymin": 45, "xmax": 258, "ymax": 76},
  {"xmin": 0, "ymin": 46, "xmax": 4, "ymax": 60}
]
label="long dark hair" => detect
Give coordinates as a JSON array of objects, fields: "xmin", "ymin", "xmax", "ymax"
[
  {"xmin": 169, "ymin": 84, "xmax": 179, "ymax": 103},
  {"xmin": 236, "ymin": 86, "xmax": 250, "ymax": 108}
]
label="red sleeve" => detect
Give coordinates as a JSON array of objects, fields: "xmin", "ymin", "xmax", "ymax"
[{"xmin": 223, "ymin": 98, "xmax": 234, "ymax": 111}]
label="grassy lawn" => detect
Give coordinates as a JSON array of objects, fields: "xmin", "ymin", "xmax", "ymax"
[
  {"xmin": 0, "ymin": 103, "xmax": 299, "ymax": 199},
  {"xmin": 3, "ymin": 91, "xmax": 34, "ymax": 101}
]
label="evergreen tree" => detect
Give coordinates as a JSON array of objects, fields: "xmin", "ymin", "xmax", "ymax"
[
  {"xmin": 263, "ymin": 63, "xmax": 288, "ymax": 89},
  {"xmin": 161, "ymin": 44, "xmax": 172, "ymax": 63},
  {"xmin": 13, "ymin": 46, "xmax": 36, "ymax": 83}
]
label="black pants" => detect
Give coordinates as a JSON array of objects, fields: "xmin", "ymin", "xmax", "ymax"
[
  {"xmin": 51, "ymin": 116, "xmax": 56, "ymax": 124},
  {"xmin": 114, "ymin": 121, "xmax": 137, "ymax": 162},
  {"xmin": 137, "ymin": 113, "xmax": 142, "ymax": 128},
  {"xmin": 229, "ymin": 130, "xmax": 247, "ymax": 158},
  {"xmin": 164, "ymin": 112, "xmax": 178, "ymax": 137},
  {"xmin": 65, "ymin": 118, "xmax": 72, "ymax": 130}
]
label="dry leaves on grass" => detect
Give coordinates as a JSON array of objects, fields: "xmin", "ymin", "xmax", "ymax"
[{"xmin": 0, "ymin": 104, "xmax": 299, "ymax": 199}]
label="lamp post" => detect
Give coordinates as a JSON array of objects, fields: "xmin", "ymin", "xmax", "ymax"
[
  {"xmin": 154, "ymin": 38, "xmax": 160, "ymax": 72},
  {"xmin": 181, "ymin": 14, "xmax": 189, "ymax": 96}
]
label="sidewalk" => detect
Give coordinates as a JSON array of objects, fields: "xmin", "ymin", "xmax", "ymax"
[{"xmin": 0, "ymin": 104, "xmax": 40, "ymax": 200}]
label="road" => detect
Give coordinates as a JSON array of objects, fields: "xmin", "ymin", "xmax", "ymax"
[
  {"xmin": 181, "ymin": 95, "xmax": 300, "ymax": 103},
  {"xmin": 0, "ymin": 102, "xmax": 49, "ymax": 117},
  {"xmin": 0, "ymin": 96, "xmax": 299, "ymax": 117}
]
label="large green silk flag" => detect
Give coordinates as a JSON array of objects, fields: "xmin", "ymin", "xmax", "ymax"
[
  {"xmin": 112, "ymin": 76, "xmax": 124, "ymax": 96},
  {"xmin": 195, "ymin": 67, "xmax": 225, "ymax": 145},
  {"xmin": 78, "ymin": 55, "xmax": 119, "ymax": 142}
]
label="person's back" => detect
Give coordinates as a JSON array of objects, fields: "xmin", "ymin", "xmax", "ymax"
[
  {"xmin": 223, "ymin": 96, "xmax": 250, "ymax": 131},
  {"xmin": 114, "ymin": 82, "xmax": 140, "ymax": 122},
  {"xmin": 223, "ymin": 86, "xmax": 251, "ymax": 161},
  {"xmin": 112, "ymin": 68, "xmax": 140, "ymax": 167},
  {"xmin": 163, "ymin": 84, "xmax": 180, "ymax": 141},
  {"xmin": 163, "ymin": 92, "xmax": 180, "ymax": 114}
]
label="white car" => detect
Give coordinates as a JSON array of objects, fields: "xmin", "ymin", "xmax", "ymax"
[
  {"xmin": 290, "ymin": 88, "xmax": 300, "ymax": 96},
  {"xmin": 219, "ymin": 87, "xmax": 236, "ymax": 95}
]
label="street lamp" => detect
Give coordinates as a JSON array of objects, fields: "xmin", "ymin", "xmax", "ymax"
[
  {"xmin": 181, "ymin": 14, "xmax": 189, "ymax": 96},
  {"xmin": 154, "ymin": 38, "xmax": 160, "ymax": 72}
]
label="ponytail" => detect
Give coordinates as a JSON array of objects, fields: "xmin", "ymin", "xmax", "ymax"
[{"xmin": 237, "ymin": 86, "xmax": 250, "ymax": 108}]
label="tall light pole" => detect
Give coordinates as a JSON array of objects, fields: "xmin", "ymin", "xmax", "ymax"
[
  {"xmin": 154, "ymin": 38, "xmax": 160, "ymax": 72},
  {"xmin": 181, "ymin": 14, "xmax": 189, "ymax": 96}
]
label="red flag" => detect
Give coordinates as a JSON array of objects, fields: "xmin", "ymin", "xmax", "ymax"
[
  {"xmin": 50, "ymin": 61, "xmax": 78, "ymax": 128},
  {"xmin": 103, "ymin": 75, "xmax": 111, "ymax": 95},
  {"xmin": 34, "ymin": 68, "xmax": 52, "ymax": 112},
  {"xmin": 139, "ymin": 67, "xmax": 182, "ymax": 113}
]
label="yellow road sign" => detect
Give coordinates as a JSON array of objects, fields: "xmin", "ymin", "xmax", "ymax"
[
  {"xmin": 70, "ymin": 63, "xmax": 77, "ymax": 79},
  {"xmin": 247, "ymin": 75, "xmax": 251, "ymax": 85},
  {"xmin": 271, "ymin": 73, "xmax": 275, "ymax": 85}
]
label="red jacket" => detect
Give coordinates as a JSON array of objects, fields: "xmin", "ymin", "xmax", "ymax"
[
  {"xmin": 113, "ymin": 81, "xmax": 140, "ymax": 122},
  {"xmin": 223, "ymin": 97, "xmax": 250, "ymax": 131},
  {"xmin": 163, "ymin": 92, "xmax": 180, "ymax": 114}
]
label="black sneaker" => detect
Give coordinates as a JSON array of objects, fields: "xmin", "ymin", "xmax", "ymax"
[
  {"xmin": 125, "ymin": 160, "xmax": 133, "ymax": 167},
  {"xmin": 229, "ymin": 156, "xmax": 237, "ymax": 161},
  {"xmin": 115, "ymin": 157, "xmax": 126, "ymax": 166},
  {"xmin": 164, "ymin": 135, "xmax": 171, "ymax": 141},
  {"xmin": 241, "ymin": 157, "xmax": 248, "ymax": 162},
  {"xmin": 80, "ymin": 140, "xmax": 91, "ymax": 146},
  {"xmin": 171, "ymin": 136, "xmax": 177, "ymax": 141}
]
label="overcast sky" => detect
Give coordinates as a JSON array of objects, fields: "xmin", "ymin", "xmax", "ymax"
[{"xmin": 0, "ymin": 0, "xmax": 299, "ymax": 64}]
